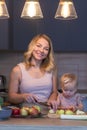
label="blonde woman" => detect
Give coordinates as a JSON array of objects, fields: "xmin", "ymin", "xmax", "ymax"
[{"xmin": 8, "ymin": 34, "xmax": 58, "ymax": 111}]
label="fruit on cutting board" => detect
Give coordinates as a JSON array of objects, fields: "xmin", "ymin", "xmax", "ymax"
[
  {"xmin": 56, "ymin": 109, "xmax": 65, "ymax": 115},
  {"xmin": 65, "ymin": 109, "xmax": 74, "ymax": 115},
  {"xmin": 49, "ymin": 109, "xmax": 55, "ymax": 114}
]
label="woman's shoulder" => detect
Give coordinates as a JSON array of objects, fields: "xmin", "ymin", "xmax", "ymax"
[
  {"xmin": 11, "ymin": 62, "xmax": 24, "ymax": 74},
  {"xmin": 11, "ymin": 65, "xmax": 21, "ymax": 74}
]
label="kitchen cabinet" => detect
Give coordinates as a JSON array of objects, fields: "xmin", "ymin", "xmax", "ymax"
[
  {"xmin": 0, "ymin": 20, "xmax": 9, "ymax": 50},
  {"xmin": 0, "ymin": 0, "xmax": 87, "ymax": 52},
  {"xmin": 12, "ymin": 0, "xmax": 87, "ymax": 52}
]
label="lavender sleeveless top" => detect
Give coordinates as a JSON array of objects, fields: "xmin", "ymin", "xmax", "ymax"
[
  {"xmin": 57, "ymin": 93, "xmax": 82, "ymax": 108},
  {"xmin": 18, "ymin": 63, "xmax": 53, "ymax": 102}
]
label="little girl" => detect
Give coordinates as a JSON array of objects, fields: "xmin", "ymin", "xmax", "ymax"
[{"xmin": 56, "ymin": 73, "xmax": 83, "ymax": 111}]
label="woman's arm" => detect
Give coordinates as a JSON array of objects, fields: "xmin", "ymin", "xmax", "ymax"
[
  {"xmin": 47, "ymin": 68, "xmax": 58, "ymax": 109},
  {"xmin": 8, "ymin": 65, "xmax": 24, "ymax": 104},
  {"xmin": 8, "ymin": 65, "xmax": 39, "ymax": 104}
]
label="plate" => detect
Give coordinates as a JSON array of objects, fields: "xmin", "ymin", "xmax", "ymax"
[{"xmin": 60, "ymin": 114, "xmax": 87, "ymax": 120}]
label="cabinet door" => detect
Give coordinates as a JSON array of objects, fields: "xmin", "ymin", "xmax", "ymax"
[
  {"xmin": 13, "ymin": 0, "xmax": 87, "ymax": 52},
  {"xmin": 0, "ymin": 20, "xmax": 9, "ymax": 50}
]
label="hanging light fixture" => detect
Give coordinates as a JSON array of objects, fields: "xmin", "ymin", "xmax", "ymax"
[
  {"xmin": 0, "ymin": 0, "xmax": 9, "ymax": 19},
  {"xmin": 21, "ymin": 0, "xmax": 43, "ymax": 19},
  {"xmin": 55, "ymin": 0, "xmax": 78, "ymax": 20}
]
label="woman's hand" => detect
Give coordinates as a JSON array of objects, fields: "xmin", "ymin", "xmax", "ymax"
[
  {"xmin": 22, "ymin": 93, "xmax": 38, "ymax": 103},
  {"xmin": 47, "ymin": 99, "xmax": 58, "ymax": 111},
  {"xmin": 47, "ymin": 91, "xmax": 58, "ymax": 110}
]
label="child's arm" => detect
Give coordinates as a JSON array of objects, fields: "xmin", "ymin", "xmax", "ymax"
[{"xmin": 76, "ymin": 94, "xmax": 83, "ymax": 110}]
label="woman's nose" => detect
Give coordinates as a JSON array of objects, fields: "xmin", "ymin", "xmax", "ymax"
[{"xmin": 40, "ymin": 48, "xmax": 44, "ymax": 52}]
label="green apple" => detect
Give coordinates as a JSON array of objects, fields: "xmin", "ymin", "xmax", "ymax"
[
  {"xmin": 56, "ymin": 109, "xmax": 65, "ymax": 115},
  {"xmin": 65, "ymin": 110, "xmax": 74, "ymax": 115},
  {"xmin": 20, "ymin": 107, "xmax": 28, "ymax": 116}
]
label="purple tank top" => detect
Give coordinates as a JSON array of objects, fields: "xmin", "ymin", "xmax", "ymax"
[{"xmin": 18, "ymin": 63, "xmax": 53, "ymax": 102}]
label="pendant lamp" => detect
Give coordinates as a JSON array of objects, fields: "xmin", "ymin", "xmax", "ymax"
[
  {"xmin": 0, "ymin": 0, "xmax": 9, "ymax": 19},
  {"xmin": 21, "ymin": 0, "xmax": 43, "ymax": 19},
  {"xmin": 55, "ymin": 0, "xmax": 78, "ymax": 20}
]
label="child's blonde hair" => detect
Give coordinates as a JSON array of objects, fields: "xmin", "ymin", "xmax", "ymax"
[{"xmin": 60, "ymin": 73, "xmax": 78, "ymax": 89}]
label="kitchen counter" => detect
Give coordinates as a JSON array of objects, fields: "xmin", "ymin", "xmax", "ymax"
[{"xmin": 0, "ymin": 117, "xmax": 87, "ymax": 130}]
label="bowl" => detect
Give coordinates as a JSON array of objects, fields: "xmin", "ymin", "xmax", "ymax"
[{"xmin": 0, "ymin": 107, "xmax": 12, "ymax": 120}]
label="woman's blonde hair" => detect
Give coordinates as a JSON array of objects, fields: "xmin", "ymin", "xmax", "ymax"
[
  {"xmin": 60, "ymin": 73, "xmax": 78, "ymax": 88},
  {"xmin": 24, "ymin": 34, "xmax": 56, "ymax": 72}
]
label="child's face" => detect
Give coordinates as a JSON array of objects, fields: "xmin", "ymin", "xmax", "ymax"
[{"xmin": 62, "ymin": 81, "xmax": 77, "ymax": 98}]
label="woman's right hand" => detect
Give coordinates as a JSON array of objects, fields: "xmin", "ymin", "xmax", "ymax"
[{"xmin": 22, "ymin": 93, "xmax": 38, "ymax": 103}]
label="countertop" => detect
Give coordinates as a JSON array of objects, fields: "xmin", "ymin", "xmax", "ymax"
[{"xmin": 0, "ymin": 116, "xmax": 87, "ymax": 130}]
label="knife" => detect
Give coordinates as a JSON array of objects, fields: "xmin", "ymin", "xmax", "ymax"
[{"xmin": 35, "ymin": 101, "xmax": 53, "ymax": 108}]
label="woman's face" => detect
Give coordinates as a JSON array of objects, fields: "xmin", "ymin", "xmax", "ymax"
[
  {"xmin": 32, "ymin": 37, "xmax": 50, "ymax": 61},
  {"xmin": 62, "ymin": 81, "xmax": 77, "ymax": 98}
]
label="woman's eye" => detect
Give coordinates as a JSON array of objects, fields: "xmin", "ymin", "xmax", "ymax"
[
  {"xmin": 36, "ymin": 44, "xmax": 41, "ymax": 47},
  {"xmin": 45, "ymin": 48, "xmax": 49, "ymax": 51}
]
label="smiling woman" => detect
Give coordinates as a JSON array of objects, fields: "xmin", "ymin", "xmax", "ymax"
[{"xmin": 8, "ymin": 34, "xmax": 58, "ymax": 113}]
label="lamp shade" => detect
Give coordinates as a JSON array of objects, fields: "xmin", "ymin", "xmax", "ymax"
[
  {"xmin": 21, "ymin": 0, "xmax": 43, "ymax": 19},
  {"xmin": 55, "ymin": 0, "xmax": 77, "ymax": 20},
  {"xmin": 0, "ymin": 0, "xmax": 9, "ymax": 19}
]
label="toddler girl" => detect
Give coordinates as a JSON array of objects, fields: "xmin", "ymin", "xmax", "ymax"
[{"xmin": 56, "ymin": 73, "xmax": 83, "ymax": 111}]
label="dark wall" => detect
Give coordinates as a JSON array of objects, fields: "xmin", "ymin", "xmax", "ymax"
[{"xmin": 1, "ymin": 0, "xmax": 87, "ymax": 52}]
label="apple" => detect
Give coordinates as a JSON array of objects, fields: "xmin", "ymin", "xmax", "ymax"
[
  {"xmin": 33, "ymin": 105, "xmax": 41, "ymax": 113},
  {"xmin": 29, "ymin": 106, "xmax": 40, "ymax": 117},
  {"xmin": 22, "ymin": 107, "xmax": 30, "ymax": 114},
  {"xmin": 12, "ymin": 107, "xmax": 20, "ymax": 115},
  {"xmin": 65, "ymin": 110, "xmax": 74, "ymax": 115},
  {"xmin": 56, "ymin": 109, "xmax": 65, "ymax": 115},
  {"xmin": 20, "ymin": 107, "xmax": 28, "ymax": 116}
]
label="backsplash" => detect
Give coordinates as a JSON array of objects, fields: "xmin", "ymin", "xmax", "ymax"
[{"xmin": 0, "ymin": 52, "xmax": 87, "ymax": 93}]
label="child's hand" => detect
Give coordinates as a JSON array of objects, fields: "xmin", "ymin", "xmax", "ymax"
[{"xmin": 67, "ymin": 106, "xmax": 76, "ymax": 112}]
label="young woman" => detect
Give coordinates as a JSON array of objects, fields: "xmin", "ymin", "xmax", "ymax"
[{"xmin": 8, "ymin": 34, "xmax": 58, "ymax": 111}]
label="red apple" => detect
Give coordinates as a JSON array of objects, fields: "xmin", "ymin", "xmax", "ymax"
[
  {"xmin": 29, "ymin": 106, "xmax": 39, "ymax": 116},
  {"xmin": 12, "ymin": 107, "xmax": 20, "ymax": 115}
]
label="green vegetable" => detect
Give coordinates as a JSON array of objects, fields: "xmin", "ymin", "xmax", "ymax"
[{"xmin": 0, "ymin": 97, "xmax": 4, "ymax": 110}]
